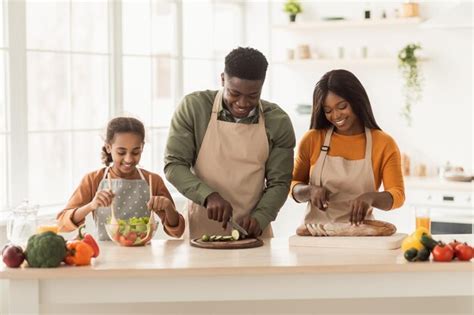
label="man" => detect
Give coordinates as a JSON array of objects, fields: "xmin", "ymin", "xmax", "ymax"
[{"xmin": 164, "ymin": 47, "xmax": 295, "ymax": 238}]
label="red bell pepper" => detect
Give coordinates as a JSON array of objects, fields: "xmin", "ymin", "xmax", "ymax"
[{"xmin": 77, "ymin": 225, "xmax": 100, "ymax": 258}]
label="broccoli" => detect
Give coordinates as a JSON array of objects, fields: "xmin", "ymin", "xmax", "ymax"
[{"xmin": 25, "ymin": 231, "xmax": 67, "ymax": 268}]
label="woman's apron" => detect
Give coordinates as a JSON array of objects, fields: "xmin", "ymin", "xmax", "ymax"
[
  {"xmin": 95, "ymin": 166, "xmax": 151, "ymax": 241},
  {"xmin": 304, "ymin": 127, "xmax": 376, "ymax": 225},
  {"xmin": 186, "ymin": 89, "xmax": 272, "ymax": 239}
]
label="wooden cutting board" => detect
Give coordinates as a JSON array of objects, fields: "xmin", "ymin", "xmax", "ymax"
[
  {"xmin": 289, "ymin": 233, "xmax": 407, "ymax": 250},
  {"xmin": 190, "ymin": 238, "xmax": 264, "ymax": 249}
]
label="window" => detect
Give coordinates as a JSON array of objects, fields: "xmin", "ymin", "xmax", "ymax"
[
  {"xmin": 2, "ymin": 0, "xmax": 246, "ymax": 213},
  {"xmin": 0, "ymin": 0, "xmax": 7, "ymax": 212},
  {"xmin": 26, "ymin": 0, "xmax": 109, "ymax": 207}
]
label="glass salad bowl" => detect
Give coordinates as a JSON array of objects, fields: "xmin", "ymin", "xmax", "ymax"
[{"xmin": 105, "ymin": 216, "xmax": 158, "ymax": 247}]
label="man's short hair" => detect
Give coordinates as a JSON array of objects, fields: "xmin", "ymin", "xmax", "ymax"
[{"xmin": 224, "ymin": 47, "xmax": 268, "ymax": 81}]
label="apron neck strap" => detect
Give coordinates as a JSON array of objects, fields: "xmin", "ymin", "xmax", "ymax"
[
  {"xmin": 102, "ymin": 166, "xmax": 146, "ymax": 180},
  {"xmin": 364, "ymin": 127, "xmax": 372, "ymax": 160},
  {"xmin": 102, "ymin": 166, "xmax": 110, "ymax": 181}
]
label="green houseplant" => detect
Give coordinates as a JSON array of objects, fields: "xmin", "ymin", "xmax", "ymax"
[
  {"xmin": 283, "ymin": 0, "xmax": 302, "ymax": 22},
  {"xmin": 398, "ymin": 43, "xmax": 424, "ymax": 126}
]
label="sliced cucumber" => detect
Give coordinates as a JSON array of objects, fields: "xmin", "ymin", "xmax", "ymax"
[
  {"xmin": 231, "ymin": 229, "xmax": 240, "ymax": 241},
  {"xmin": 201, "ymin": 234, "xmax": 210, "ymax": 242},
  {"xmin": 209, "ymin": 235, "xmax": 217, "ymax": 241},
  {"xmin": 133, "ymin": 237, "xmax": 143, "ymax": 245},
  {"xmin": 215, "ymin": 235, "xmax": 223, "ymax": 241},
  {"xmin": 222, "ymin": 236, "xmax": 233, "ymax": 241}
]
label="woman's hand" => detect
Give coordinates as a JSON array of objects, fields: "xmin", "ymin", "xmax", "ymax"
[
  {"xmin": 309, "ymin": 186, "xmax": 331, "ymax": 210},
  {"xmin": 349, "ymin": 193, "xmax": 373, "ymax": 225},
  {"xmin": 90, "ymin": 189, "xmax": 114, "ymax": 210}
]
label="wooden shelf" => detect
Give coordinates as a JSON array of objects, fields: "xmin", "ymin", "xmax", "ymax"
[
  {"xmin": 273, "ymin": 17, "xmax": 424, "ymax": 31},
  {"xmin": 273, "ymin": 57, "xmax": 428, "ymax": 66}
]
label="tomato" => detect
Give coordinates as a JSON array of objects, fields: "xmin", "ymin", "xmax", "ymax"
[
  {"xmin": 126, "ymin": 232, "xmax": 137, "ymax": 242},
  {"xmin": 432, "ymin": 243, "xmax": 454, "ymax": 262},
  {"xmin": 119, "ymin": 235, "xmax": 133, "ymax": 246},
  {"xmin": 454, "ymin": 243, "xmax": 473, "ymax": 261},
  {"xmin": 449, "ymin": 240, "xmax": 461, "ymax": 258}
]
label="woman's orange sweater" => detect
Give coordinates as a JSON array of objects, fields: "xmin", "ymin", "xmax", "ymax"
[{"xmin": 291, "ymin": 128, "xmax": 405, "ymax": 209}]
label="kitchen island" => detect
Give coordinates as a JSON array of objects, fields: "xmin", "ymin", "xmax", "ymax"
[{"xmin": 1, "ymin": 235, "xmax": 473, "ymax": 314}]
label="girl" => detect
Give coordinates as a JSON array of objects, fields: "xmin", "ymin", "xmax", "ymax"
[
  {"xmin": 291, "ymin": 69, "xmax": 405, "ymax": 236},
  {"xmin": 57, "ymin": 117, "xmax": 185, "ymax": 240}
]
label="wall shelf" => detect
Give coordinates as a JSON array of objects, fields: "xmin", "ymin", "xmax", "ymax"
[
  {"xmin": 273, "ymin": 57, "xmax": 428, "ymax": 66},
  {"xmin": 272, "ymin": 17, "xmax": 424, "ymax": 31}
]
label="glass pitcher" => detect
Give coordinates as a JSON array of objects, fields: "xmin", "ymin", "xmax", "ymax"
[{"xmin": 7, "ymin": 200, "xmax": 39, "ymax": 246}]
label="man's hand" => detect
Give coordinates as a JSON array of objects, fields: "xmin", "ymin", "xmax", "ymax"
[
  {"xmin": 205, "ymin": 192, "xmax": 233, "ymax": 229},
  {"xmin": 237, "ymin": 216, "xmax": 262, "ymax": 237}
]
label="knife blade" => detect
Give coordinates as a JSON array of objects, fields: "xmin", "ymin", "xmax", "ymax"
[{"xmin": 228, "ymin": 218, "xmax": 248, "ymax": 237}]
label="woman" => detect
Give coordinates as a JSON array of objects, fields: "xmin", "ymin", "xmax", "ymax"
[{"xmin": 291, "ymin": 69, "xmax": 405, "ymax": 236}]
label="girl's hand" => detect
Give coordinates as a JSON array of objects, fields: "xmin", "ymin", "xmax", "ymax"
[
  {"xmin": 147, "ymin": 196, "xmax": 175, "ymax": 214},
  {"xmin": 349, "ymin": 193, "xmax": 373, "ymax": 225},
  {"xmin": 90, "ymin": 190, "xmax": 114, "ymax": 210},
  {"xmin": 309, "ymin": 186, "xmax": 330, "ymax": 210}
]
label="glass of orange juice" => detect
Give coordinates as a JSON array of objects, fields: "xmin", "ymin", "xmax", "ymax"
[{"xmin": 415, "ymin": 208, "xmax": 431, "ymax": 232}]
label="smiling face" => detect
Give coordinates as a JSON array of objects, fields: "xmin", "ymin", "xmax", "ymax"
[
  {"xmin": 323, "ymin": 91, "xmax": 364, "ymax": 135},
  {"xmin": 106, "ymin": 132, "xmax": 144, "ymax": 176},
  {"xmin": 221, "ymin": 73, "xmax": 264, "ymax": 119}
]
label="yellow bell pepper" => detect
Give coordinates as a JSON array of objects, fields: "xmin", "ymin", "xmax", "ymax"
[
  {"xmin": 401, "ymin": 227, "xmax": 431, "ymax": 251},
  {"xmin": 413, "ymin": 227, "xmax": 430, "ymax": 240},
  {"xmin": 401, "ymin": 235, "xmax": 424, "ymax": 251},
  {"xmin": 37, "ymin": 225, "xmax": 59, "ymax": 234}
]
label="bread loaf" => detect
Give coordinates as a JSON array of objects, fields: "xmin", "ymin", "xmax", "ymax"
[{"xmin": 296, "ymin": 220, "xmax": 396, "ymax": 237}]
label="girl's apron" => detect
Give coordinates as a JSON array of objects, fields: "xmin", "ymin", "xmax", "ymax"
[
  {"xmin": 95, "ymin": 166, "xmax": 151, "ymax": 241},
  {"xmin": 186, "ymin": 89, "xmax": 272, "ymax": 239}
]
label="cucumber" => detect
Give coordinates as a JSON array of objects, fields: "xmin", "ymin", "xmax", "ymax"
[
  {"xmin": 231, "ymin": 229, "xmax": 240, "ymax": 241},
  {"xmin": 420, "ymin": 234, "xmax": 438, "ymax": 251},
  {"xmin": 215, "ymin": 235, "xmax": 223, "ymax": 241},
  {"xmin": 404, "ymin": 248, "xmax": 418, "ymax": 262},
  {"xmin": 416, "ymin": 247, "xmax": 431, "ymax": 261},
  {"xmin": 222, "ymin": 236, "xmax": 233, "ymax": 241},
  {"xmin": 133, "ymin": 237, "xmax": 143, "ymax": 245},
  {"xmin": 201, "ymin": 234, "xmax": 210, "ymax": 242},
  {"xmin": 209, "ymin": 235, "xmax": 217, "ymax": 241}
]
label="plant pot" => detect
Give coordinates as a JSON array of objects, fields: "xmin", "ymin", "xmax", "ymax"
[
  {"xmin": 289, "ymin": 14, "xmax": 296, "ymax": 22},
  {"xmin": 401, "ymin": 3, "xmax": 419, "ymax": 17}
]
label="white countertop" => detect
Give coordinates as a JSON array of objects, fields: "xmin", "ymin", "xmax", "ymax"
[
  {"xmin": 404, "ymin": 176, "xmax": 473, "ymax": 192},
  {"xmin": 1, "ymin": 235, "xmax": 472, "ymax": 280}
]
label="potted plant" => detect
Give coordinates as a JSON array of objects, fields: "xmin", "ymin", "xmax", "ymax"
[
  {"xmin": 398, "ymin": 43, "xmax": 424, "ymax": 126},
  {"xmin": 283, "ymin": 0, "xmax": 302, "ymax": 22}
]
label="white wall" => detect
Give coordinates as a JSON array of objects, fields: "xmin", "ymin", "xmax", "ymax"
[{"xmin": 247, "ymin": 1, "xmax": 472, "ymax": 175}]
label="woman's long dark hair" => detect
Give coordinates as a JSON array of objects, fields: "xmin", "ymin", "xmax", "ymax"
[{"xmin": 310, "ymin": 69, "xmax": 381, "ymax": 130}]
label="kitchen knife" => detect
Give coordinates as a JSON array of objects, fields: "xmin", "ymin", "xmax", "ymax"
[{"xmin": 228, "ymin": 218, "xmax": 248, "ymax": 237}]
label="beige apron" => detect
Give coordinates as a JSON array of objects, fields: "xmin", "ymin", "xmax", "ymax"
[
  {"xmin": 186, "ymin": 90, "xmax": 272, "ymax": 239},
  {"xmin": 304, "ymin": 127, "xmax": 376, "ymax": 224}
]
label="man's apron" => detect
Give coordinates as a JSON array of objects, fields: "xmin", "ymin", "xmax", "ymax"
[{"xmin": 186, "ymin": 90, "xmax": 272, "ymax": 239}]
